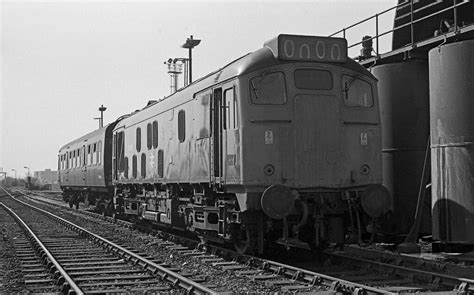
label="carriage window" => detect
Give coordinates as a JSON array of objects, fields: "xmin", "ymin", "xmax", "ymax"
[
  {"xmin": 147, "ymin": 123, "xmax": 152, "ymax": 150},
  {"xmin": 141, "ymin": 153, "xmax": 146, "ymax": 178},
  {"xmin": 295, "ymin": 69, "xmax": 333, "ymax": 90},
  {"xmin": 152, "ymin": 121, "xmax": 158, "ymax": 148},
  {"xmin": 250, "ymin": 72, "xmax": 286, "ymax": 105},
  {"xmin": 87, "ymin": 145, "xmax": 91, "ymax": 166},
  {"xmin": 97, "ymin": 141, "xmax": 102, "ymax": 165},
  {"xmin": 132, "ymin": 155, "xmax": 137, "ymax": 178},
  {"xmin": 342, "ymin": 75, "xmax": 374, "ymax": 107},
  {"xmin": 136, "ymin": 128, "xmax": 141, "ymax": 152},
  {"xmin": 80, "ymin": 147, "xmax": 83, "ymax": 167},
  {"xmin": 157, "ymin": 150, "xmax": 164, "ymax": 178},
  {"xmin": 178, "ymin": 110, "xmax": 185, "ymax": 142},
  {"xmin": 92, "ymin": 143, "xmax": 97, "ymax": 165}
]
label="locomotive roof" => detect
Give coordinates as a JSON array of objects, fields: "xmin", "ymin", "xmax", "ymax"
[{"xmin": 116, "ymin": 43, "xmax": 374, "ymax": 128}]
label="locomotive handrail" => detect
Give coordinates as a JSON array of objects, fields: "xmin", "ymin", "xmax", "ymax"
[{"xmin": 329, "ymin": 0, "xmax": 470, "ymax": 58}]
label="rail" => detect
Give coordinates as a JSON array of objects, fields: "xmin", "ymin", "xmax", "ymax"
[
  {"xmin": 0, "ymin": 200, "xmax": 84, "ymax": 294},
  {"xmin": 329, "ymin": 0, "xmax": 470, "ymax": 57}
]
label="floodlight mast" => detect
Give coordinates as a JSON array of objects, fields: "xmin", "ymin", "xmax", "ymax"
[{"xmin": 181, "ymin": 35, "xmax": 201, "ymax": 84}]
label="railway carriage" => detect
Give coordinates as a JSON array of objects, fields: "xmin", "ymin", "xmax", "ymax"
[
  {"xmin": 112, "ymin": 34, "xmax": 391, "ymax": 253},
  {"xmin": 58, "ymin": 120, "xmax": 122, "ymax": 210}
]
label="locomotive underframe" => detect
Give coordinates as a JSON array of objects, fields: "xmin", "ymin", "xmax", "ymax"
[{"xmin": 113, "ymin": 181, "xmax": 376, "ymax": 254}]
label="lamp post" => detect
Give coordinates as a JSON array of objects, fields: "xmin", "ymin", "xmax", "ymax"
[
  {"xmin": 181, "ymin": 35, "xmax": 201, "ymax": 84},
  {"xmin": 24, "ymin": 166, "xmax": 30, "ymax": 189},
  {"xmin": 98, "ymin": 104, "xmax": 107, "ymax": 128}
]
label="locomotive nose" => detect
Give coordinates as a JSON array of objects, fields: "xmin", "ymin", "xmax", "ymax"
[
  {"xmin": 360, "ymin": 184, "xmax": 391, "ymax": 218},
  {"xmin": 260, "ymin": 184, "xmax": 295, "ymax": 219}
]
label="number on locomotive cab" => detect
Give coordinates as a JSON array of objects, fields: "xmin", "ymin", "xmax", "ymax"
[{"xmin": 264, "ymin": 34, "xmax": 347, "ymax": 63}]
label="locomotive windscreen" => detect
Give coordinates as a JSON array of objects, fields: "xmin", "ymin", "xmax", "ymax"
[{"xmin": 264, "ymin": 34, "xmax": 347, "ymax": 63}]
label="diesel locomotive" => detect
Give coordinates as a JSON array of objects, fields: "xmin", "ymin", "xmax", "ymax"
[{"xmin": 58, "ymin": 34, "xmax": 391, "ymax": 254}]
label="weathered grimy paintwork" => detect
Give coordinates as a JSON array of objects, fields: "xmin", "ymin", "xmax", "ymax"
[
  {"xmin": 113, "ymin": 44, "xmax": 383, "ymax": 212},
  {"xmin": 372, "ymin": 61, "xmax": 431, "ymax": 235},
  {"xmin": 58, "ymin": 121, "xmax": 119, "ymax": 192},
  {"xmin": 429, "ymin": 40, "xmax": 474, "ymax": 244}
]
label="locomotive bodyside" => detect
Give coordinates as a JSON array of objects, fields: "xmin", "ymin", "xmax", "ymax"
[{"xmin": 112, "ymin": 35, "xmax": 390, "ymax": 253}]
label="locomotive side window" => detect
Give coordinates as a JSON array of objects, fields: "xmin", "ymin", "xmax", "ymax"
[
  {"xmin": 178, "ymin": 110, "xmax": 185, "ymax": 142},
  {"xmin": 136, "ymin": 128, "xmax": 141, "ymax": 152},
  {"xmin": 341, "ymin": 75, "xmax": 374, "ymax": 107},
  {"xmin": 141, "ymin": 153, "xmax": 146, "ymax": 178},
  {"xmin": 250, "ymin": 72, "xmax": 287, "ymax": 105},
  {"xmin": 294, "ymin": 69, "xmax": 333, "ymax": 90},
  {"xmin": 224, "ymin": 88, "xmax": 237, "ymax": 129},
  {"xmin": 147, "ymin": 123, "xmax": 152, "ymax": 150},
  {"xmin": 117, "ymin": 131, "xmax": 125, "ymax": 172},
  {"xmin": 152, "ymin": 121, "xmax": 158, "ymax": 148},
  {"xmin": 124, "ymin": 157, "xmax": 129, "ymax": 179},
  {"xmin": 157, "ymin": 150, "xmax": 164, "ymax": 178},
  {"xmin": 132, "ymin": 155, "xmax": 137, "ymax": 178}
]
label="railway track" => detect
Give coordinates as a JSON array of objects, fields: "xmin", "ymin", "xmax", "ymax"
[
  {"xmin": 5, "ymin": 187, "xmax": 474, "ymax": 294},
  {"xmin": 0, "ymin": 189, "xmax": 214, "ymax": 294}
]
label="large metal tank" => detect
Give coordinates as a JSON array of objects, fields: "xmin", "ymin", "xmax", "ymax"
[
  {"xmin": 372, "ymin": 61, "xmax": 431, "ymax": 235},
  {"xmin": 429, "ymin": 40, "xmax": 474, "ymax": 244}
]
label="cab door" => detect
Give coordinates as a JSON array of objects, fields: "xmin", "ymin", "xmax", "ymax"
[{"xmin": 211, "ymin": 88, "xmax": 224, "ymax": 184}]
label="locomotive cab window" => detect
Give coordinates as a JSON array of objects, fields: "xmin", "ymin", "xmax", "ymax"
[
  {"xmin": 295, "ymin": 69, "xmax": 333, "ymax": 90},
  {"xmin": 250, "ymin": 71, "xmax": 287, "ymax": 105},
  {"xmin": 341, "ymin": 75, "xmax": 374, "ymax": 108}
]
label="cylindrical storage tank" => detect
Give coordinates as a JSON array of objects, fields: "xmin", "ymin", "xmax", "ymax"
[
  {"xmin": 372, "ymin": 61, "xmax": 431, "ymax": 235},
  {"xmin": 429, "ymin": 40, "xmax": 474, "ymax": 244}
]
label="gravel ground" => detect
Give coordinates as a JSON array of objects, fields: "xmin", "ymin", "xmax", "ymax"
[
  {"xmin": 16, "ymin": 196, "xmax": 326, "ymax": 293},
  {"xmin": 0, "ymin": 205, "xmax": 27, "ymax": 294}
]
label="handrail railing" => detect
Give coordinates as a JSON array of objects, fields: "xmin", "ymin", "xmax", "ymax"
[{"xmin": 329, "ymin": 0, "xmax": 470, "ymax": 58}]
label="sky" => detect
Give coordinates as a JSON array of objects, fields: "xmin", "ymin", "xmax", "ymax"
[{"xmin": 0, "ymin": 0, "xmax": 396, "ymax": 178}]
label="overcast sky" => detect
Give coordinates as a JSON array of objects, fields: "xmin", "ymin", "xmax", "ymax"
[{"xmin": 1, "ymin": 0, "xmax": 395, "ymax": 178}]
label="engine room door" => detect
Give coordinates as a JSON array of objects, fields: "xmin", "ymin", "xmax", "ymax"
[{"xmin": 211, "ymin": 88, "xmax": 224, "ymax": 183}]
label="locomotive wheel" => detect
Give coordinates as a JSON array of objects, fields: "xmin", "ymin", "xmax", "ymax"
[{"xmin": 233, "ymin": 225, "xmax": 255, "ymax": 254}]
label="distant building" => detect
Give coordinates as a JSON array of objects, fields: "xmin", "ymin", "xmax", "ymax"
[{"xmin": 34, "ymin": 169, "xmax": 60, "ymax": 190}]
